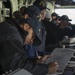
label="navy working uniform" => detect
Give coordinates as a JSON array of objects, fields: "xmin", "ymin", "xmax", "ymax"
[
  {"xmin": 0, "ymin": 18, "xmax": 48, "ymax": 75},
  {"xmin": 23, "ymin": 5, "xmax": 43, "ymax": 58},
  {"xmin": 33, "ymin": 0, "xmax": 47, "ymax": 56},
  {"xmin": 57, "ymin": 15, "xmax": 75, "ymax": 42}
]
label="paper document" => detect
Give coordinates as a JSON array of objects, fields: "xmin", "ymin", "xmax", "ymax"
[{"xmin": 45, "ymin": 48, "xmax": 75, "ymax": 74}]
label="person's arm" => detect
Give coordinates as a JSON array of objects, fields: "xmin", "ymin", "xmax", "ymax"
[{"xmin": 1, "ymin": 39, "xmax": 48, "ymax": 75}]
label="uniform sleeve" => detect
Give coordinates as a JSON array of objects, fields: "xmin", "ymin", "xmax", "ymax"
[{"xmin": 1, "ymin": 39, "xmax": 48, "ymax": 75}]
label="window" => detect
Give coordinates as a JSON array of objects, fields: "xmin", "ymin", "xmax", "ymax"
[{"xmin": 55, "ymin": 8, "xmax": 75, "ymax": 24}]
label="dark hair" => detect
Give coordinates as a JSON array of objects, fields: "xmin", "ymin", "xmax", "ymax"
[
  {"xmin": 56, "ymin": 16, "xmax": 60, "ymax": 20},
  {"xmin": 20, "ymin": 6, "xmax": 28, "ymax": 16},
  {"xmin": 51, "ymin": 12, "xmax": 58, "ymax": 17},
  {"xmin": 13, "ymin": 11, "xmax": 22, "ymax": 19}
]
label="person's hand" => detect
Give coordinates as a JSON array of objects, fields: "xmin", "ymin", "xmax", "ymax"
[
  {"xmin": 48, "ymin": 62, "xmax": 59, "ymax": 74},
  {"xmin": 25, "ymin": 33, "xmax": 33, "ymax": 44},
  {"xmin": 37, "ymin": 55, "xmax": 52, "ymax": 64},
  {"xmin": 40, "ymin": 55, "xmax": 52, "ymax": 63}
]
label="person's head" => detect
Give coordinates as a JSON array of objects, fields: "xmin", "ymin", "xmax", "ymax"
[
  {"xmin": 19, "ymin": 18, "xmax": 41, "ymax": 45},
  {"xmin": 33, "ymin": 0, "xmax": 47, "ymax": 20},
  {"xmin": 20, "ymin": 6, "xmax": 29, "ymax": 19},
  {"xmin": 13, "ymin": 11, "xmax": 22, "ymax": 20},
  {"xmin": 20, "ymin": 6, "xmax": 26, "ymax": 14},
  {"xmin": 41, "ymin": 9, "xmax": 46, "ymax": 20},
  {"xmin": 27, "ymin": 5, "xmax": 41, "ymax": 21},
  {"xmin": 56, "ymin": 16, "xmax": 61, "ymax": 25},
  {"xmin": 51, "ymin": 12, "xmax": 58, "ymax": 21},
  {"xmin": 20, "ymin": 21, "xmax": 34, "ymax": 44},
  {"xmin": 59, "ymin": 15, "xmax": 72, "ymax": 28}
]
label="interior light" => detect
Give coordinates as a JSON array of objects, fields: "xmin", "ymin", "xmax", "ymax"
[
  {"xmin": 73, "ymin": 0, "xmax": 75, "ymax": 2},
  {"xmin": 55, "ymin": 4, "xmax": 61, "ymax": 7}
]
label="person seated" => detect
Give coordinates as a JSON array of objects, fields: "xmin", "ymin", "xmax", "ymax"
[
  {"xmin": 33, "ymin": 0, "xmax": 48, "ymax": 56},
  {"xmin": 57, "ymin": 15, "xmax": 74, "ymax": 41},
  {"xmin": 0, "ymin": 16, "xmax": 58, "ymax": 75},
  {"xmin": 20, "ymin": 4, "xmax": 47, "ymax": 57},
  {"xmin": 51, "ymin": 12, "xmax": 58, "ymax": 24},
  {"xmin": 19, "ymin": 5, "xmax": 43, "ymax": 58}
]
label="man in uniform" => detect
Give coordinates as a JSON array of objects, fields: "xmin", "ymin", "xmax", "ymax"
[
  {"xmin": 0, "ymin": 16, "xmax": 58, "ymax": 75},
  {"xmin": 33, "ymin": 0, "xmax": 47, "ymax": 56}
]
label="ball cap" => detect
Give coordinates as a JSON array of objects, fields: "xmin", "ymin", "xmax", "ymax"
[
  {"xmin": 59, "ymin": 15, "xmax": 72, "ymax": 21},
  {"xmin": 33, "ymin": 0, "xmax": 47, "ymax": 10},
  {"xmin": 19, "ymin": 18, "xmax": 42, "ymax": 46}
]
